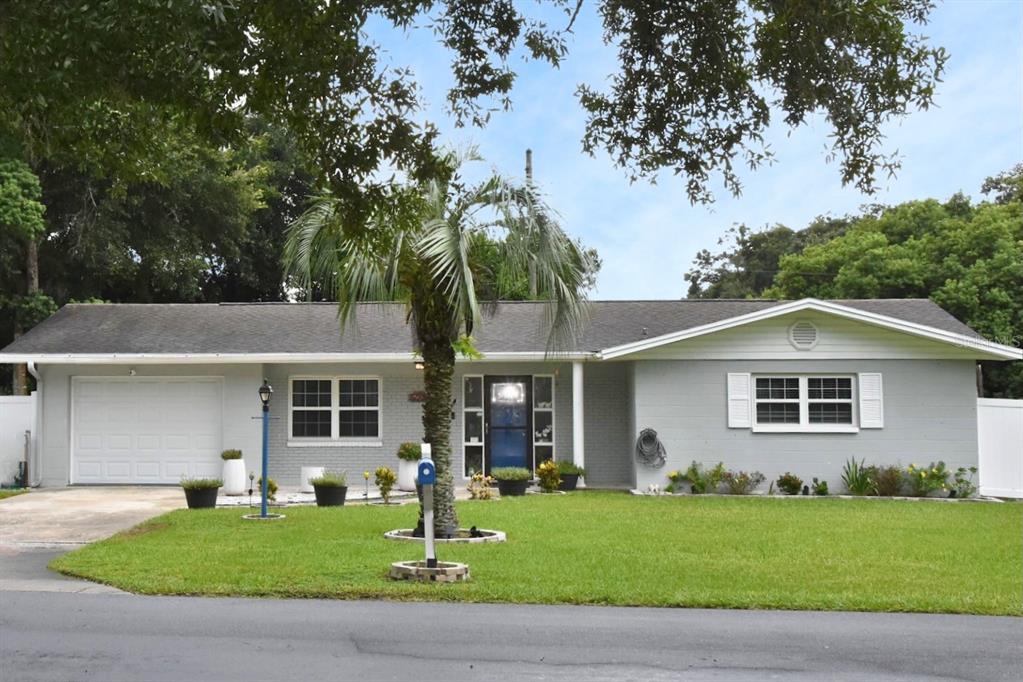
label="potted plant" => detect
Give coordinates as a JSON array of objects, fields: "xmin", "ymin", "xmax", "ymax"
[
  {"xmin": 310, "ymin": 471, "xmax": 348, "ymax": 507},
  {"xmin": 492, "ymin": 467, "xmax": 531, "ymax": 496},
  {"xmin": 556, "ymin": 460, "xmax": 585, "ymax": 491},
  {"xmin": 396, "ymin": 442, "xmax": 421, "ymax": 492},
  {"xmin": 180, "ymin": 477, "xmax": 222, "ymax": 509},
  {"xmin": 375, "ymin": 466, "xmax": 397, "ymax": 503},
  {"xmin": 220, "ymin": 449, "xmax": 246, "ymax": 495}
]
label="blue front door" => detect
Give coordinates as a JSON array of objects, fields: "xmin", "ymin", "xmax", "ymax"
[{"xmin": 485, "ymin": 376, "xmax": 531, "ymax": 472}]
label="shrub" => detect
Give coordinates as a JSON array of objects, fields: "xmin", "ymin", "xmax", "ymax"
[
  {"xmin": 776, "ymin": 472, "xmax": 802, "ymax": 495},
  {"xmin": 665, "ymin": 469, "xmax": 687, "ymax": 494},
  {"xmin": 722, "ymin": 470, "xmax": 765, "ymax": 495},
  {"xmin": 220, "ymin": 449, "xmax": 242, "ymax": 461},
  {"xmin": 310, "ymin": 471, "xmax": 347, "ymax": 488},
  {"xmin": 536, "ymin": 459, "xmax": 561, "ymax": 493},
  {"xmin": 375, "ymin": 466, "xmax": 396, "ymax": 503},
  {"xmin": 841, "ymin": 458, "xmax": 872, "ymax": 495},
  {"xmin": 868, "ymin": 465, "xmax": 903, "ymax": 496},
  {"xmin": 812, "ymin": 478, "xmax": 828, "ymax": 496},
  {"xmin": 951, "ymin": 466, "xmax": 978, "ymax": 498},
  {"xmin": 684, "ymin": 461, "xmax": 726, "ymax": 494},
  {"xmin": 180, "ymin": 477, "xmax": 222, "ymax": 490},
  {"xmin": 467, "ymin": 471, "xmax": 495, "ymax": 500},
  {"xmin": 905, "ymin": 461, "xmax": 950, "ymax": 497},
  {"xmin": 492, "ymin": 467, "xmax": 531, "ymax": 482},
  {"xmin": 396, "ymin": 442, "xmax": 422, "ymax": 462},
  {"xmin": 556, "ymin": 460, "xmax": 586, "ymax": 476},
  {"xmin": 257, "ymin": 476, "xmax": 278, "ymax": 501}
]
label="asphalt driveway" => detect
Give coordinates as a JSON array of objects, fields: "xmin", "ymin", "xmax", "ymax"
[{"xmin": 0, "ymin": 486, "xmax": 183, "ymax": 548}]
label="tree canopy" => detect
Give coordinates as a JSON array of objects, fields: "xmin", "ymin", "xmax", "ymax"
[
  {"xmin": 1, "ymin": 0, "xmax": 946, "ymax": 209},
  {"xmin": 686, "ymin": 167, "xmax": 1023, "ymax": 398}
]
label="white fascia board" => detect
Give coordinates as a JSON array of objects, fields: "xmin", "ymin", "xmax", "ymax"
[
  {"xmin": 598, "ymin": 298, "xmax": 1023, "ymax": 361},
  {"xmin": 0, "ymin": 351, "xmax": 596, "ymax": 365}
]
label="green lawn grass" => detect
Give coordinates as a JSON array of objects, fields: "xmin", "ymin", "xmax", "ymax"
[
  {"xmin": 51, "ymin": 492, "xmax": 1023, "ymax": 615},
  {"xmin": 0, "ymin": 489, "xmax": 27, "ymax": 500}
]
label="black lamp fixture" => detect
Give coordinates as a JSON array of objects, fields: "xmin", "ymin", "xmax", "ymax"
[
  {"xmin": 414, "ymin": 361, "xmax": 425, "ymax": 371},
  {"xmin": 258, "ymin": 379, "xmax": 273, "ymax": 407}
]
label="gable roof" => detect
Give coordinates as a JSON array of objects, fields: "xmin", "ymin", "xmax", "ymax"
[{"xmin": 0, "ymin": 298, "xmax": 1018, "ymax": 362}]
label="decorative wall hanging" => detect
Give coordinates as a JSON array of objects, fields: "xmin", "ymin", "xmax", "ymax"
[{"xmin": 635, "ymin": 428, "xmax": 667, "ymax": 469}]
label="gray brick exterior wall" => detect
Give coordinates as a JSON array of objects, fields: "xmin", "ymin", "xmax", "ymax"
[
  {"xmin": 264, "ymin": 362, "xmax": 426, "ymax": 484},
  {"xmin": 581, "ymin": 361, "xmax": 634, "ymax": 488},
  {"xmin": 262, "ymin": 360, "xmax": 636, "ymax": 487}
]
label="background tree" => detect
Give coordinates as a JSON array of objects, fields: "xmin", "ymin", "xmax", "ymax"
[
  {"xmin": 2, "ymin": 0, "xmax": 946, "ymax": 216},
  {"xmin": 686, "ymin": 167, "xmax": 1023, "ymax": 397},
  {"xmin": 0, "ymin": 157, "xmax": 52, "ymax": 394},
  {"xmin": 285, "ymin": 151, "xmax": 593, "ymax": 535}
]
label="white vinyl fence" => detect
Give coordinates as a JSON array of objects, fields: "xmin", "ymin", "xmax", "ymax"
[
  {"xmin": 0, "ymin": 393, "xmax": 35, "ymax": 486},
  {"xmin": 978, "ymin": 398, "xmax": 1023, "ymax": 498}
]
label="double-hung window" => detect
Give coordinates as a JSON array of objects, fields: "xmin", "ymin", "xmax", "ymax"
[
  {"xmin": 290, "ymin": 376, "xmax": 381, "ymax": 443},
  {"xmin": 753, "ymin": 375, "xmax": 855, "ymax": 431}
]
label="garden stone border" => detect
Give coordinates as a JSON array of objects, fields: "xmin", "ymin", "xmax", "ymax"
[{"xmin": 384, "ymin": 528, "xmax": 507, "ymax": 543}]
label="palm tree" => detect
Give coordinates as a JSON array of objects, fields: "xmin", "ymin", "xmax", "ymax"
[{"xmin": 285, "ymin": 150, "xmax": 591, "ymax": 536}]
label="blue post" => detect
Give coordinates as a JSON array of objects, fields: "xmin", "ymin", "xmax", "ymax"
[{"xmin": 261, "ymin": 402, "xmax": 269, "ymax": 518}]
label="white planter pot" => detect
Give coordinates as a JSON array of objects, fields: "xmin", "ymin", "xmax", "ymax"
[
  {"xmin": 398, "ymin": 459, "xmax": 418, "ymax": 491},
  {"xmin": 300, "ymin": 466, "xmax": 325, "ymax": 494},
  {"xmin": 222, "ymin": 459, "xmax": 247, "ymax": 496}
]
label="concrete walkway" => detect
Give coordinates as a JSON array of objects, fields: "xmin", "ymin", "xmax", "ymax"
[{"xmin": 0, "ymin": 486, "xmax": 183, "ymax": 548}]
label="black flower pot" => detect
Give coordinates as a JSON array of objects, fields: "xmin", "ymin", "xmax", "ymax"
[
  {"xmin": 313, "ymin": 484, "xmax": 348, "ymax": 507},
  {"xmin": 497, "ymin": 479, "xmax": 529, "ymax": 496},
  {"xmin": 183, "ymin": 487, "xmax": 219, "ymax": 509},
  {"xmin": 558, "ymin": 473, "xmax": 580, "ymax": 491}
]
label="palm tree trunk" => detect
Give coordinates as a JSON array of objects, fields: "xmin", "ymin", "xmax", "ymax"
[{"xmin": 421, "ymin": 338, "xmax": 459, "ymax": 537}]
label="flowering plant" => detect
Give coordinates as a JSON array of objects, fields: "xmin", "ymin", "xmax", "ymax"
[
  {"xmin": 536, "ymin": 459, "xmax": 562, "ymax": 493},
  {"xmin": 905, "ymin": 461, "xmax": 949, "ymax": 497},
  {"xmin": 467, "ymin": 471, "xmax": 496, "ymax": 500},
  {"xmin": 951, "ymin": 466, "xmax": 977, "ymax": 498},
  {"xmin": 665, "ymin": 469, "xmax": 686, "ymax": 493},
  {"xmin": 374, "ymin": 466, "xmax": 397, "ymax": 503}
]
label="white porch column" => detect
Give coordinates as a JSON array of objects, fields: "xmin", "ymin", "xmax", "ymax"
[{"xmin": 572, "ymin": 360, "xmax": 585, "ymax": 487}]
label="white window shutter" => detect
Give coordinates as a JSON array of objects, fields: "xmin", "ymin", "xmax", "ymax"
[
  {"xmin": 858, "ymin": 373, "xmax": 884, "ymax": 428},
  {"xmin": 727, "ymin": 373, "xmax": 752, "ymax": 428}
]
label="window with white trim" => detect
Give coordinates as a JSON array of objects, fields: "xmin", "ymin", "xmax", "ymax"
[
  {"xmin": 753, "ymin": 375, "xmax": 855, "ymax": 430},
  {"xmin": 290, "ymin": 377, "xmax": 381, "ymax": 441}
]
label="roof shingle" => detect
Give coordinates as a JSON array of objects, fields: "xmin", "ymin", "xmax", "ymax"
[{"xmin": 0, "ymin": 298, "xmax": 982, "ymax": 357}]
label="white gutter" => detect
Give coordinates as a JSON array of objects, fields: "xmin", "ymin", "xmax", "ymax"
[
  {"xmin": 0, "ymin": 351, "xmax": 597, "ymax": 365},
  {"xmin": 26, "ymin": 361, "xmax": 41, "ymax": 487}
]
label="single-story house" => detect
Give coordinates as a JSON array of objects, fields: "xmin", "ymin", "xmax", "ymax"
[{"xmin": 1, "ymin": 298, "xmax": 1019, "ymax": 490}]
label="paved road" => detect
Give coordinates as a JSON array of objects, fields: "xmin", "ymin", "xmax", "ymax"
[{"xmin": 3, "ymin": 580, "xmax": 1021, "ymax": 682}]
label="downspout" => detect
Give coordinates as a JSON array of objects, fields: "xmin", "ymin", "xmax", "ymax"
[{"xmin": 26, "ymin": 361, "xmax": 41, "ymax": 487}]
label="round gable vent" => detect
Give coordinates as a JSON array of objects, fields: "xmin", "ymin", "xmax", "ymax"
[{"xmin": 789, "ymin": 320, "xmax": 819, "ymax": 349}]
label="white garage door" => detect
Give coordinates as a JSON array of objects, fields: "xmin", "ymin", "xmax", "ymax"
[{"xmin": 72, "ymin": 377, "xmax": 223, "ymax": 484}]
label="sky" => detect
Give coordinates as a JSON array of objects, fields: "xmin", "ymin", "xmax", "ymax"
[{"xmin": 371, "ymin": 0, "xmax": 1023, "ymax": 300}]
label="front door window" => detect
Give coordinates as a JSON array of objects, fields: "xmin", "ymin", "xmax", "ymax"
[{"xmin": 486, "ymin": 377, "xmax": 531, "ymax": 471}]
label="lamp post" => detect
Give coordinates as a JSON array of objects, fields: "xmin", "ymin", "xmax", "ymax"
[{"xmin": 258, "ymin": 379, "xmax": 273, "ymax": 518}]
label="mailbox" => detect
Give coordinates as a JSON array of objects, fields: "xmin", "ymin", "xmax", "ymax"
[{"xmin": 418, "ymin": 459, "xmax": 436, "ymax": 486}]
